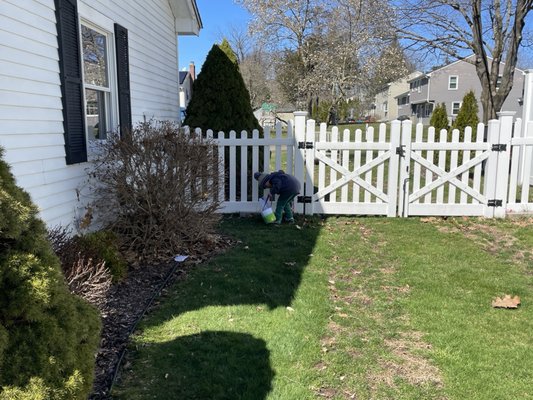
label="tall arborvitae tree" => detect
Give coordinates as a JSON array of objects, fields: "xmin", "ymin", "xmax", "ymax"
[
  {"xmin": 452, "ymin": 90, "xmax": 479, "ymax": 141},
  {"xmin": 184, "ymin": 44, "xmax": 261, "ymax": 134},
  {"xmin": 0, "ymin": 149, "xmax": 100, "ymax": 399},
  {"xmin": 430, "ymin": 103, "xmax": 449, "ymax": 132}
]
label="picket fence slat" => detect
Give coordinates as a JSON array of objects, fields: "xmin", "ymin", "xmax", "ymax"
[
  {"xmin": 376, "ymin": 125, "xmax": 386, "ymax": 204},
  {"xmin": 330, "ymin": 127, "xmax": 339, "ymax": 203},
  {"xmin": 364, "ymin": 129, "xmax": 374, "ymax": 203},
  {"xmin": 353, "ymin": 128, "xmax": 362, "ymax": 202},
  {"xmin": 449, "ymin": 129, "xmax": 460, "ymax": 203},
  {"xmin": 424, "ymin": 127, "xmax": 435, "ymax": 204},
  {"xmin": 341, "ymin": 129, "xmax": 350, "ymax": 202},
  {"xmin": 460, "ymin": 127, "xmax": 472, "ymax": 204},
  {"xmin": 472, "ymin": 123, "xmax": 485, "ymax": 205},
  {"xmin": 413, "ymin": 124, "xmax": 423, "ymax": 204}
]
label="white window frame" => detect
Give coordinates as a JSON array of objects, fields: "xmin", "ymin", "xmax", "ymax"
[
  {"xmin": 78, "ymin": 5, "xmax": 119, "ymax": 154},
  {"xmin": 451, "ymin": 101, "xmax": 462, "ymax": 115},
  {"xmin": 448, "ymin": 75, "xmax": 458, "ymax": 90}
]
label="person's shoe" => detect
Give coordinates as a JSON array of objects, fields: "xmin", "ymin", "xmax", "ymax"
[{"xmin": 285, "ymin": 218, "xmax": 295, "ymax": 224}]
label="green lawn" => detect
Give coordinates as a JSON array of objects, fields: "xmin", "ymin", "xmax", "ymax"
[{"xmin": 112, "ymin": 216, "xmax": 533, "ymax": 399}]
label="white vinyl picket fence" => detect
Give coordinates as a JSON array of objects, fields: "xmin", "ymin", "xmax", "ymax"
[{"xmin": 197, "ymin": 111, "xmax": 533, "ymax": 218}]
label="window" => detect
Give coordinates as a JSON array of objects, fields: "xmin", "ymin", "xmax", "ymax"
[
  {"xmin": 397, "ymin": 95, "xmax": 408, "ymax": 106},
  {"xmin": 424, "ymin": 103, "xmax": 433, "ymax": 117},
  {"xmin": 82, "ymin": 23, "xmax": 112, "ymax": 140},
  {"xmin": 452, "ymin": 101, "xmax": 461, "ymax": 115},
  {"xmin": 55, "ymin": 0, "xmax": 130, "ymax": 164},
  {"xmin": 449, "ymin": 75, "xmax": 458, "ymax": 90}
]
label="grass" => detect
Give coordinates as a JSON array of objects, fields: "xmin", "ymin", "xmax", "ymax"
[{"xmin": 112, "ymin": 215, "xmax": 533, "ymax": 399}]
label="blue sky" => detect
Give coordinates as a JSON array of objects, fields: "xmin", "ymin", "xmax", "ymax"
[{"xmin": 178, "ymin": 0, "xmax": 251, "ymax": 73}]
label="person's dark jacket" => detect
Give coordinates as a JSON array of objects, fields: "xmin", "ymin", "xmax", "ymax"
[{"xmin": 267, "ymin": 170, "xmax": 300, "ymax": 196}]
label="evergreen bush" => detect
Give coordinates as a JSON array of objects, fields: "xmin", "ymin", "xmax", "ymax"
[
  {"xmin": 0, "ymin": 149, "xmax": 100, "ymax": 399},
  {"xmin": 452, "ymin": 90, "xmax": 479, "ymax": 141},
  {"xmin": 430, "ymin": 103, "xmax": 449, "ymax": 132},
  {"xmin": 78, "ymin": 231, "xmax": 127, "ymax": 282},
  {"xmin": 184, "ymin": 42, "xmax": 263, "ymax": 201},
  {"xmin": 184, "ymin": 43, "xmax": 261, "ymax": 134}
]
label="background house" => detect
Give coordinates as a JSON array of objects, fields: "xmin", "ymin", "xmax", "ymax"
[
  {"xmin": 0, "ymin": 0, "xmax": 202, "ymax": 228},
  {"xmin": 407, "ymin": 55, "xmax": 524, "ymax": 124},
  {"xmin": 371, "ymin": 71, "xmax": 422, "ymax": 121},
  {"xmin": 179, "ymin": 61, "xmax": 196, "ymax": 114}
]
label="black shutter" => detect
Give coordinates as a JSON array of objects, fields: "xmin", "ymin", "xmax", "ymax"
[
  {"xmin": 114, "ymin": 23, "xmax": 132, "ymax": 137},
  {"xmin": 55, "ymin": 0, "xmax": 87, "ymax": 164}
]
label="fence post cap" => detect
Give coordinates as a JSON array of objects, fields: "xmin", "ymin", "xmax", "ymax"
[{"xmin": 293, "ymin": 111, "xmax": 308, "ymax": 117}]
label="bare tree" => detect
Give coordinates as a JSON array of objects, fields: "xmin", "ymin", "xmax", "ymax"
[
  {"xmin": 237, "ymin": 0, "xmax": 404, "ymax": 115},
  {"xmin": 237, "ymin": 0, "xmax": 327, "ymax": 110},
  {"xmin": 395, "ymin": 0, "xmax": 533, "ymax": 122}
]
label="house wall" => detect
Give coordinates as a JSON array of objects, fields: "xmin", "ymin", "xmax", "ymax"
[
  {"xmin": 408, "ymin": 76, "xmax": 429, "ymax": 106},
  {"xmin": 0, "ymin": 0, "xmax": 181, "ymax": 228},
  {"xmin": 415, "ymin": 58, "xmax": 524, "ymax": 124},
  {"xmin": 373, "ymin": 89, "xmax": 389, "ymax": 121}
]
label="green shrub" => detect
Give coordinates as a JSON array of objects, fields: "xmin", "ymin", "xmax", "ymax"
[
  {"xmin": 184, "ymin": 43, "xmax": 261, "ymax": 134},
  {"xmin": 430, "ymin": 102, "xmax": 449, "ymax": 132},
  {"xmin": 78, "ymin": 231, "xmax": 127, "ymax": 282},
  {"xmin": 452, "ymin": 90, "xmax": 479, "ymax": 141},
  {"xmin": 0, "ymin": 149, "xmax": 100, "ymax": 399},
  {"xmin": 184, "ymin": 42, "xmax": 263, "ymax": 201}
]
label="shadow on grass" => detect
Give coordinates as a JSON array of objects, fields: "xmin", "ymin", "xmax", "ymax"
[
  {"xmin": 117, "ymin": 331, "xmax": 273, "ymax": 400},
  {"xmin": 113, "ymin": 215, "xmax": 322, "ymax": 399}
]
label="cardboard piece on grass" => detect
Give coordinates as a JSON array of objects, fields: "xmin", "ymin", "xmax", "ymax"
[{"xmin": 491, "ymin": 294, "xmax": 521, "ymax": 309}]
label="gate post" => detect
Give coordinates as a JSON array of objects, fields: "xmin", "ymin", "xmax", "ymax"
[
  {"xmin": 293, "ymin": 111, "xmax": 307, "ymax": 215},
  {"xmin": 397, "ymin": 120, "xmax": 413, "ymax": 217},
  {"xmin": 521, "ymin": 70, "xmax": 533, "ymax": 185},
  {"xmin": 493, "ymin": 111, "xmax": 515, "ymax": 218},
  {"xmin": 304, "ymin": 118, "xmax": 316, "ymax": 216},
  {"xmin": 484, "ymin": 119, "xmax": 500, "ymax": 218},
  {"xmin": 388, "ymin": 120, "xmax": 401, "ymax": 217}
]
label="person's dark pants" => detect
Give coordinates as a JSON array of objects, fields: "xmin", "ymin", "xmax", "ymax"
[{"xmin": 274, "ymin": 193, "xmax": 297, "ymax": 223}]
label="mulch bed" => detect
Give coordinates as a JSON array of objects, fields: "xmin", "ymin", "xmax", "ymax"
[{"xmin": 88, "ymin": 235, "xmax": 234, "ymax": 399}]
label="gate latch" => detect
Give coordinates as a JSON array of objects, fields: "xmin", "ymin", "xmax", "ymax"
[
  {"xmin": 491, "ymin": 144, "xmax": 507, "ymax": 152},
  {"xmin": 298, "ymin": 142, "xmax": 314, "ymax": 149},
  {"xmin": 297, "ymin": 195, "xmax": 313, "ymax": 203},
  {"xmin": 396, "ymin": 145, "xmax": 405, "ymax": 157},
  {"xmin": 487, "ymin": 199, "xmax": 503, "ymax": 207}
]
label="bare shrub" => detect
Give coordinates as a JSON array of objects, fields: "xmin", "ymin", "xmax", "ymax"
[
  {"xmin": 48, "ymin": 227, "xmax": 112, "ymax": 309},
  {"xmin": 88, "ymin": 120, "xmax": 222, "ymax": 262},
  {"xmin": 65, "ymin": 256, "xmax": 112, "ymax": 306}
]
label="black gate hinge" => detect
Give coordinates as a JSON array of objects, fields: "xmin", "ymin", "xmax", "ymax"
[
  {"xmin": 491, "ymin": 144, "xmax": 507, "ymax": 152},
  {"xmin": 487, "ymin": 199, "xmax": 503, "ymax": 207},
  {"xmin": 298, "ymin": 141, "xmax": 314, "ymax": 149},
  {"xmin": 297, "ymin": 195, "xmax": 313, "ymax": 203},
  {"xmin": 396, "ymin": 145, "xmax": 405, "ymax": 157}
]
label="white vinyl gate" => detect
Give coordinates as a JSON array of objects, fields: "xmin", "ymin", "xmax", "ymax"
[{"xmin": 209, "ymin": 111, "xmax": 533, "ymax": 218}]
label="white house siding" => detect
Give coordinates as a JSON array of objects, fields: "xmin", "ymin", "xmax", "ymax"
[{"xmin": 0, "ymin": 0, "xmax": 182, "ymax": 228}]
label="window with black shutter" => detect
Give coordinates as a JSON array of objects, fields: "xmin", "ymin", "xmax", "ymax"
[{"xmin": 55, "ymin": 0, "xmax": 88, "ymax": 164}]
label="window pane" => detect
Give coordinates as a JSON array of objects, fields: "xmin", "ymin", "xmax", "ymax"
[
  {"xmin": 449, "ymin": 76, "xmax": 457, "ymax": 89},
  {"xmin": 86, "ymin": 88, "xmax": 107, "ymax": 140},
  {"xmin": 82, "ymin": 25, "xmax": 108, "ymax": 87},
  {"xmin": 452, "ymin": 102, "xmax": 461, "ymax": 115}
]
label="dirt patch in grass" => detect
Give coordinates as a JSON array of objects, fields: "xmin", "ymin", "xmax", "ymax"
[
  {"xmin": 376, "ymin": 332, "xmax": 443, "ymax": 388},
  {"xmin": 421, "ymin": 217, "xmax": 533, "ymax": 266}
]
